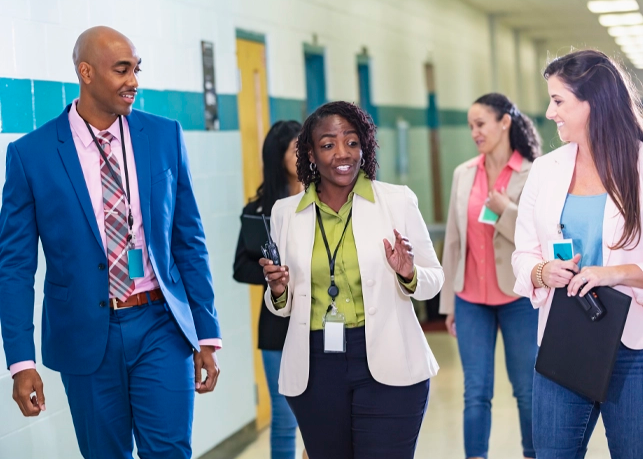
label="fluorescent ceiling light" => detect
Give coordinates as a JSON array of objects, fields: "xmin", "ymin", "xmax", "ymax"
[
  {"xmin": 622, "ymin": 44, "xmax": 643, "ymax": 52},
  {"xmin": 616, "ymin": 35, "xmax": 643, "ymax": 44},
  {"xmin": 608, "ymin": 24, "xmax": 643, "ymax": 35},
  {"xmin": 599, "ymin": 12, "xmax": 643, "ymax": 26},
  {"xmin": 588, "ymin": 1, "xmax": 639, "ymax": 13}
]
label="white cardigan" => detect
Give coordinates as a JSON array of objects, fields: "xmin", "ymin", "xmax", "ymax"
[{"xmin": 265, "ymin": 180, "xmax": 444, "ymax": 396}]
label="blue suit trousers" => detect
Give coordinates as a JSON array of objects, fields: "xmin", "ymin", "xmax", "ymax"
[{"xmin": 61, "ymin": 300, "xmax": 195, "ymax": 459}]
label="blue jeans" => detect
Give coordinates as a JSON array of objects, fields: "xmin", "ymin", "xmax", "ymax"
[
  {"xmin": 533, "ymin": 344, "xmax": 643, "ymax": 459},
  {"xmin": 455, "ymin": 296, "xmax": 538, "ymax": 458},
  {"xmin": 262, "ymin": 350, "xmax": 298, "ymax": 459}
]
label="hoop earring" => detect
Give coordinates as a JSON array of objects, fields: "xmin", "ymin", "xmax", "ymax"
[
  {"xmin": 309, "ymin": 162, "xmax": 317, "ymax": 172},
  {"xmin": 360, "ymin": 158, "xmax": 365, "ymax": 167}
]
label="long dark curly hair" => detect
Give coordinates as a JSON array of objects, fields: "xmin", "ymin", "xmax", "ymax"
[
  {"xmin": 296, "ymin": 101, "xmax": 379, "ymax": 188},
  {"xmin": 474, "ymin": 93, "xmax": 542, "ymax": 162}
]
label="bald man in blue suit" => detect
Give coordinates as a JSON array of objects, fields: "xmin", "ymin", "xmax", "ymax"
[{"xmin": 0, "ymin": 27, "xmax": 221, "ymax": 458}]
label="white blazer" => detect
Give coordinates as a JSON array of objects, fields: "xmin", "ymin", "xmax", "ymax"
[
  {"xmin": 265, "ymin": 181, "xmax": 444, "ymax": 396},
  {"xmin": 512, "ymin": 142, "xmax": 643, "ymax": 349}
]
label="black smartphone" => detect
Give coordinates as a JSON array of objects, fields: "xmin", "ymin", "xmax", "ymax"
[{"xmin": 557, "ymin": 254, "xmax": 606, "ymax": 321}]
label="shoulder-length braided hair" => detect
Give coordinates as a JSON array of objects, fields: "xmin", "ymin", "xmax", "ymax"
[{"xmin": 296, "ymin": 101, "xmax": 379, "ymax": 188}]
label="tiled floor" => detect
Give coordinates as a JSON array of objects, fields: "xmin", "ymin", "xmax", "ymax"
[{"xmin": 235, "ymin": 331, "xmax": 610, "ymax": 458}]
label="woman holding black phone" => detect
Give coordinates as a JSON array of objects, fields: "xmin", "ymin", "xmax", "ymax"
[
  {"xmin": 260, "ymin": 101, "xmax": 444, "ymax": 459},
  {"xmin": 233, "ymin": 120, "xmax": 302, "ymax": 459}
]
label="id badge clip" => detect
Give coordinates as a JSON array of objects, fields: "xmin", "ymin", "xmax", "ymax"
[{"xmin": 323, "ymin": 304, "xmax": 346, "ymax": 353}]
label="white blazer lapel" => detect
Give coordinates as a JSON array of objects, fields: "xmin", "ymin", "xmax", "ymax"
[
  {"xmin": 289, "ymin": 203, "xmax": 316, "ymax": 299},
  {"xmin": 456, "ymin": 165, "xmax": 477, "ymax": 236},
  {"xmin": 352, "ymin": 192, "xmax": 388, "ymax": 287}
]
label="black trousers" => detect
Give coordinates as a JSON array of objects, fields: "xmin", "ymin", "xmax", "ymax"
[{"xmin": 287, "ymin": 327, "xmax": 430, "ymax": 459}]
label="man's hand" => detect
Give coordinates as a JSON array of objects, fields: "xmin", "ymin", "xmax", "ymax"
[
  {"xmin": 193, "ymin": 345, "xmax": 220, "ymax": 394},
  {"xmin": 13, "ymin": 369, "xmax": 46, "ymax": 416}
]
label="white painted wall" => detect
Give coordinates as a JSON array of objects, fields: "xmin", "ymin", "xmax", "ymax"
[{"xmin": 0, "ymin": 0, "xmax": 546, "ymax": 457}]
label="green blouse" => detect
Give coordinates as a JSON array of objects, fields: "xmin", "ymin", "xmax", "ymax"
[{"xmin": 274, "ymin": 172, "xmax": 417, "ymax": 331}]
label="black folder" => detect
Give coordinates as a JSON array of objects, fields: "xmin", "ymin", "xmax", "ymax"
[
  {"xmin": 240, "ymin": 214, "xmax": 270, "ymax": 258},
  {"xmin": 535, "ymin": 286, "xmax": 631, "ymax": 402}
]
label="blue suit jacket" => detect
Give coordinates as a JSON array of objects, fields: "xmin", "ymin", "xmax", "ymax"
[{"xmin": 0, "ymin": 106, "xmax": 221, "ymax": 375}]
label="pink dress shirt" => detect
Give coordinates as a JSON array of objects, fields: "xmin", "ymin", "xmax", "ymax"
[
  {"xmin": 458, "ymin": 151, "xmax": 523, "ymax": 306},
  {"xmin": 10, "ymin": 101, "xmax": 220, "ymax": 376}
]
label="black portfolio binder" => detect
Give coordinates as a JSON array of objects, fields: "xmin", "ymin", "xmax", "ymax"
[
  {"xmin": 535, "ymin": 287, "xmax": 631, "ymax": 402},
  {"xmin": 240, "ymin": 214, "xmax": 270, "ymax": 258}
]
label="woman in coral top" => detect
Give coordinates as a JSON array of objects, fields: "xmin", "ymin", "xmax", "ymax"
[{"xmin": 440, "ymin": 93, "xmax": 541, "ymax": 459}]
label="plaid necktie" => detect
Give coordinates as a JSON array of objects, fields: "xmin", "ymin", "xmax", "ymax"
[{"xmin": 97, "ymin": 131, "xmax": 135, "ymax": 301}]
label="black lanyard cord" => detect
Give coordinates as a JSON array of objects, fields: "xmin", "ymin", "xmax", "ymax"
[
  {"xmin": 315, "ymin": 205, "xmax": 353, "ymax": 300},
  {"xmin": 85, "ymin": 116, "xmax": 134, "ymax": 233}
]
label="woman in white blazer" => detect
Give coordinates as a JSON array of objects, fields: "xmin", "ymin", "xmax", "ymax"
[
  {"xmin": 260, "ymin": 101, "xmax": 444, "ymax": 459},
  {"xmin": 512, "ymin": 50, "xmax": 643, "ymax": 458},
  {"xmin": 440, "ymin": 93, "xmax": 541, "ymax": 459}
]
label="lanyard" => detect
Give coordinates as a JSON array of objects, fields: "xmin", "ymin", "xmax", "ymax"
[
  {"xmin": 85, "ymin": 117, "xmax": 135, "ymax": 244},
  {"xmin": 315, "ymin": 205, "xmax": 353, "ymax": 302}
]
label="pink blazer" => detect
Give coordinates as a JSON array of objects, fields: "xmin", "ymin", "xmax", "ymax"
[{"xmin": 512, "ymin": 142, "xmax": 643, "ymax": 349}]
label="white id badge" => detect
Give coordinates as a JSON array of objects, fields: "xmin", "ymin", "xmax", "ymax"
[
  {"xmin": 478, "ymin": 205, "xmax": 499, "ymax": 225},
  {"xmin": 323, "ymin": 309, "xmax": 346, "ymax": 353}
]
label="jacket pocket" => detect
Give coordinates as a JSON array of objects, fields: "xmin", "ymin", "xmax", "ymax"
[
  {"xmin": 151, "ymin": 167, "xmax": 173, "ymax": 185},
  {"xmin": 44, "ymin": 281, "xmax": 69, "ymax": 301}
]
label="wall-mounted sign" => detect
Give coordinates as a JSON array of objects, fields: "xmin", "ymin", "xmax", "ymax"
[{"xmin": 201, "ymin": 41, "xmax": 219, "ymax": 130}]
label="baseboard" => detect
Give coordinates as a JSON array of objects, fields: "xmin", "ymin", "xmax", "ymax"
[{"xmin": 198, "ymin": 421, "xmax": 258, "ymax": 459}]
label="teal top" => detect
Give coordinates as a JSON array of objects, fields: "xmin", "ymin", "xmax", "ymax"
[{"xmin": 560, "ymin": 193, "xmax": 607, "ymax": 268}]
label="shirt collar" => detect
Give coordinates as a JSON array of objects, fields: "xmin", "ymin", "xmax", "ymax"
[
  {"xmin": 296, "ymin": 171, "xmax": 375, "ymax": 213},
  {"xmin": 476, "ymin": 150, "xmax": 523, "ymax": 172},
  {"xmin": 69, "ymin": 99, "xmax": 123, "ymax": 148}
]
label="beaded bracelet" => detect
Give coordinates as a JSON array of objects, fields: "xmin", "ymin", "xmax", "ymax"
[{"xmin": 536, "ymin": 260, "xmax": 550, "ymax": 289}]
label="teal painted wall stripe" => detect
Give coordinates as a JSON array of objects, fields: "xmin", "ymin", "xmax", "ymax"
[
  {"xmin": 439, "ymin": 109, "xmax": 468, "ymax": 127},
  {"xmin": 0, "ymin": 78, "xmax": 33, "ymax": 132},
  {"xmin": 0, "ymin": 78, "xmax": 549, "ymax": 135},
  {"xmin": 377, "ymin": 105, "xmax": 427, "ymax": 128},
  {"xmin": 269, "ymin": 97, "xmax": 305, "ymax": 123},
  {"xmin": 0, "ymin": 77, "xmax": 241, "ymax": 133},
  {"xmin": 217, "ymin": 94, "xmax": 239, "ymax": 131}
]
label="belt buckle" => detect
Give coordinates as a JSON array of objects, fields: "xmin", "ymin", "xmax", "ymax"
[{"xmin": 112, "ymin": 298, "xmax": 119, "ymax": 310}]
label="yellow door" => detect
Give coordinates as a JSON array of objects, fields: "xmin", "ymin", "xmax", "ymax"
[{"xmin": 236, "ymin": 37, "xmax": 271, "ymax": 430}]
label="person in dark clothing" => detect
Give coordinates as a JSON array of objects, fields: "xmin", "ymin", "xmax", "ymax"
[{"xmin": 233, "ymin": 120, "xmax": 303, "ymax": 459}]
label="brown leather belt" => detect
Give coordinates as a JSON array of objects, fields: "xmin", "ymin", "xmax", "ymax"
[{"xmin": 110, "ymin": 288, "xmax": 164, "ymax": 310}]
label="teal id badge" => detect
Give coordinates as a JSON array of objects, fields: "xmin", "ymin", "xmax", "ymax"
[
  {"xmin": 127, "ymin": 248, "xmax": 144, "ymax": 279},
  {"xmin": 323, "ymin": 306, "xmax": 346, "ymax": 353}
]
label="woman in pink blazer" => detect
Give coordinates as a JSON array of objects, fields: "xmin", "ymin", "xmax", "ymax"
[{"xmin": 512, "ymin": 50, "xmax": 643, "ymax": 458}]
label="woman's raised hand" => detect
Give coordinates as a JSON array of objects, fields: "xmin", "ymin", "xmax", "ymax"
[{"xmin": 384, "ymin": 229, "xmax": 415, "ymax": 281}]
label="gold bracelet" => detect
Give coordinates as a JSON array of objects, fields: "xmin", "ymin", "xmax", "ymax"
[{"xmin": 536, "ymin": 261, "xmax": 550, "ymax": 289}]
